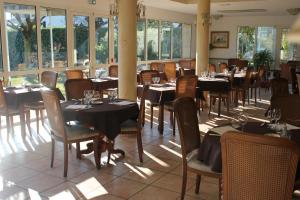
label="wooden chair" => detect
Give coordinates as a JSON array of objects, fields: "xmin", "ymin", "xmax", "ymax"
[
  {"xmin": 235, "ymin": 69, "xmax": 252, "ymax": 106},
  {"xmin": 270, "ymin": 78, "xmax": 289, "ymax": 101},
  {"xmin": 227, "ymin": 58, "xmax": 240, "ymax": 68},
  {"xmin": 108, "ymin": 85, "xmax": 149, "ymax": 163},
  {"xmin": 174, "ymin": 97, "xmax": 222, "ymax": 200},
  {"xmin": 0, "ymin": 81, "xmax": 31, "ymax": 134},
  {"xmin": 150, "ymin": 62, "xmax": 164, "ymax": 72},
  {"xmin": 163, "ymin": 62, "xmax": 176, "ymax": 81},
  {"xmin": 24, "ymin": 71, "xmax": 58, "ymax": 134},
  {"xmin": 166, "ymin": 75, "xmax": 198, "ymax": 135},
  {"xmin": 65, "ymin": 79, "xmax": 94, "ymax": 101},
  {"xmin": 297, "ymin": 74, "xmax": 300, "ymax": 94},
  {"xmin": 190, "ymin": 59, "xmax": 196, "ymax": 69},
  {"xmin": 219, "ymin": 63, "xmax": 228, "ymax": 73},
  {"xmin": 290, "ymin": 67, "xmax": 298, "ymax": 94},
  {"xmin": 221, "ymin": 131, "xmax": 300, "ymax": 200},
  {"xmin": 209, "ymin": 64, "xmax": 217, "ymax": 73},
  {"xmin": 109, "ymin": 65, "xmax": 118, "ymax": 77},
  {"xmin": 65, "ymin": 69, "xmax": 84, "ymax": 80},
  {"xmin": 280, "ymin": 64, "xmax": 292, "ymax": 83},
  {"xmin": 178, "ymin": 60, "xmax": 191, "ymax": 69},
  {"xmin": 250, "ymin": 66, "xmax": 265, "ymax": 104},
  {"xmin": 41, "ymin": 89, "xmax": 103, "ymax": 177},
  {"xmin": 140, "ymin": 70, "xmax": 160, "ymax": 127},
  {"xmin": 237, "ymin": 59, "xmax": 248, "ymax": 69}
]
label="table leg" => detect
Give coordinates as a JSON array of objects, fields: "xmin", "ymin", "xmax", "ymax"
[
  {"xmin": 19, "ymin": 104, "xmax": 26, "ymax": 137},
  {"xmin": 158, "ymin": 104, "xmax": 164, "ymax": 135}
]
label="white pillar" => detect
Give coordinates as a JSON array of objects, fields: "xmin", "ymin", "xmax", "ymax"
[
  {"xmin": 118, "ymin": 0, "xmax": 137, "ymax": 101},
  {"xmin": 196, "ymin": 0, "xmax": 210, "ymax": 75}
]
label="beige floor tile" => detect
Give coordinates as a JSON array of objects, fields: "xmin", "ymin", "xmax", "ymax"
[
  {"xmin": 104, "ymin": 177, "xmax": 146, "ymax": 199},
  {"xmin": 70, "ymin": 169, "xmax": 118, "ymax": 185},
  {"xmin": 98, "ymin": 163, "xmax": 130, "ymax": 176},
  {"xmin": 186, "ymin": 181, "xmax": 219, "ymax": 199},
  {"xmin": 2, "ymin": 151, "xmax": 43, "ymax": 166},
  {"xmin": 169, "ymin": 165, "xmax": 198, "ymax": 179},
  {"xmin": 41, "ymin": 181, "xmax": 84, "ymax": 199},
  {"xmin": 0, "ymin": 166, "xmax": 40, "ymax": 183},
  {"xmin": 0, "ymin": 182, "xmax": 30, "ymax": 200},
  {"xmin": 45, "ymin": 162, "xmax": 89, "ymax": 179},
  {"xmin": 18, "ymin": 173, "xmax": 65, "ymax": 192},
  {"xmin": 81, "ymin": 193, "xmax": 125, "ymax": 200},
  {"xmin": 129, "ymin": 185, "xmax": 179, "ymax": 200},
  {"xmin": 152, "ymin": 173, "xmax": 195, "ymax": 193},
  {"xmin": 22, "ymin": 157, "xmax": 62, "ymax": 172},
  {"xmin": 141, "ymin": 157, "xmax": 180, "ymax": 173}
]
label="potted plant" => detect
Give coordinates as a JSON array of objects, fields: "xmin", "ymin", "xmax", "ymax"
[{"xmin": 253, "ymin": 49, "xmax": 274, "ymax": 71}]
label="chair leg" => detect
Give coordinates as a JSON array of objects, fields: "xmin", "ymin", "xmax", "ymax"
[
  {"xmin": 93, "ymin": 138, "xmax": 101, "ymax": 169},
  {"xmin": 107, "ymin": 140, "xmax": 113, "ymax": 164},
  {"xmin": 218, "ymin": 95, "xmax": 221, "ymax": 117},
  {"xmin": 25, "ymin": 111, "xmax": 31, "ymax": 136},
  {"xmin": 254, "ymin": 87, "xmax": 257, "ymax": 104},
  {"xmin": 195, "ymin": 175, "xmax": 201, "ymax": 194},
  {"xmin": 35, "ymin": 109, "xmax": 39, "ymax": 134},
  {"xmin": 69, "ymin": 144, "xmax": 72, "ymax": 150},
  {"xmin": 208, "ymin": 96, "xmax": 212, "ymax": 116},
  {"xmin": 40, "ymin": 109, "xmax": 45, "ymax": 125},
  {"xmin": 9, "ymin": 116, "xmax": 14, "ymax": 133},
  {"xmin": 137, "ymin": 129, "xmax": 143, "ymax": 163},
  {"xmin": 51, "ymin": 138, "xmax": 55, "ymax": 168},
  {"xmin": 181, "ymin": 164, "xmax": 188, "ymax": 200},
  {"xmin": 63, "ymin": 143, "xmax": 68, "ymax": 177},
  {"xmin": 173, "ymin": 112, "xmax": 176, "ymax": 136},
  {"xmin": 219, "ymin": 177, "xmax": 222, "ymax": 200},
  {"xmin": 226, "ymin": 97, "xmax": 230, "ymax": 113},
  {"xmin": 76, "ymin": 142, "xmax": 81, "ymax": 159},
  {"xmin": 150, "ymin": 105, "xmax": 154, "ymax": 128},
  {"xmin": 6, "ymin": 115, "xmax": 10, "ymax": 134}
]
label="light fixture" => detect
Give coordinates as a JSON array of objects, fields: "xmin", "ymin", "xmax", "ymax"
[
  {"xmin": 88, "ymin": 0, "xmax": 96, "ymax": 5},
  {"xmin": 287, "ymin": 8, "xmax": 300, "ymax": 16},
  {"xmin": 287, "ymin": 15, "xmax": 300, "ymax": 43},
  {"xmin": 109, "ymin": 0, "xmax": 146, "ymax": 19}
]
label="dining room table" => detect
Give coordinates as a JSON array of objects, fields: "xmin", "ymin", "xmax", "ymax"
[
  {"xmin": 61, "ymin": 98, "xmax": 139, "ymax": 157},
  {"xmin": 4, "ymin": 86, "xmax": 65, "ymax": 135},
  {"xmin": 90, "ymin": 77, "xmax": 118, "ymax": 91}
]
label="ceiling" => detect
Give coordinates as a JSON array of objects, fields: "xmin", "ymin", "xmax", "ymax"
[{"xmin": 142, "ymin": 0, "xmax": 300, "ymax": 16}]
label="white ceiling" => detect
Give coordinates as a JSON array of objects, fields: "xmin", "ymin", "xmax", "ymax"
[{"xmin": 143, "ymin": 0, "xmax": 300, "ymax": 16}]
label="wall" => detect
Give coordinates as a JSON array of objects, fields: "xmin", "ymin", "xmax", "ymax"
[{"xmin": 209, "ymin": 15, "xmax": 299, "ymax": 61}]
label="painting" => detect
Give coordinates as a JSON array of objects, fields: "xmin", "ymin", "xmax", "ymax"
[{"xmin": 210, "ymin": 31, "xmax": 229, "ymax": 48}]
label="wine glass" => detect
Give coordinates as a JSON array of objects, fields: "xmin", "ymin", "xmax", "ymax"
[{"xmin": 238, "ymin": 112, "xmax": 248, "ymax": 132}]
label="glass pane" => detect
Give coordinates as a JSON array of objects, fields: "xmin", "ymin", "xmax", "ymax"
[
  {"xmin": 182, "ymin": 24, "xmax": 191, "ymax": 58},
  {"xmin": 40, "ymin": 7, "xmax": 67, "ymax": 68},
  {"xmin": 172, "ymin": 22, "xmax": 182, "ymax": 59},
  {"xmin": 114, "ymin": 16, "xmax": 118, "ymax": 63},
  {"xmin": 256, "ymin": 27, "xmax": 276, "ymax": 58},
  {"xmin": 95, "ymin": 17, "xmax": 109, "ymax": 64},
  {"xmin": 10, "ymin": 74, "xmax": 39, "ymax": 86},
  {"xmin": 137, "ymin": 19, "xmax": 145, "ymax": 61},
  {"xmin": 5, "ymin": 3, "xmax": 38, "ymax": 71},
  {"xmin": 147, "ymin": 19, "xmax": 159, "ymax": 60},
  {"xmin": 0, "ymin": 30, "xmax": 3, "ymax": 71},
  {"xmin": 237, "ymin": 26, "xmax": 256, "ymax": 60},
  {"xmin": 280, "ymin": 29, "xmax": 297, "ymax": 61},
  {"xmin": 160, "ymin": 21, "xmax": 171, "ymax": 60},
  {"xmin": 57, "ymin": 72, "xmax": 66, "ymax": 96},
  {"xmin": 73, "ymin": 15, "xmax": 89, "ymax": 67}
]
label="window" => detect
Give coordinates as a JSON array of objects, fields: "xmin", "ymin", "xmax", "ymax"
[
  {"xmin": 256, "ymin": 27, "xmax": 276, "ymax": 59},
  {"xmin": 40, "ymin": 7, "xmax": 67, "ymax": 68},
  {"xmin": 147, "ymin": 20, "xmax": 159, "ymax": 60},
  {"xmin": 114, "ymin": 16, "xmax": 118, "ymax": 63},
  {"xmin": 182, "ymin": 24, "xmax": 192, "ymax": 58},
  {"xmin": 95, "ymin": 17, "xmax": 109, "ymax": 64},
  {"xmin": 5, "ymin": 3, "xmax": 38, "ymax": 71},
  {"xmin": 172, "ymin": 22, "xmax": 182, "ymax": 59},
  {"xmin": 160, "ymin": 21, "xmax": 171, "ymax": 60},
  {"xmin": 0, "ymin": 30, "xmax": 2, "ymax": 71},
  {"xmin": 237, "ymin": 26, "xmax": 256, "ymax": 60},
  {"xmin": 10, "ymin": 74, "xmax": 39, "ymax": 86},
  {"xmin": 73, "ymin": 15, "xmax": 89, "ymax": 67},
  {"xmin": 137, "ymin": 19, "xmax": 145, "ymax": 61},
  {"xmin": 280, "ymin": 29, "xmax": 297, "ymax": 61}
]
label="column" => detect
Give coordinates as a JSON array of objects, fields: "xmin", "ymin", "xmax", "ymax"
[
  {"xmin": 196, "ymin": 0, "xmax": 210, "ymax": 75},
  {"xmin": 118, "ymin": 0, "xmax": 137, "ymax": 101}
]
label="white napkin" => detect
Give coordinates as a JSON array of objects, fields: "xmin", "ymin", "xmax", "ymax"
[
  {"xmin": 110, "ymin": 101, "xmax": 135, "ymax": 106},
  {"xmin": 65, "ymin": 105, "xmax": 88, "ymax": 110},
  {"xmin": 210, "ymin": 126, "xmax": 240, "ymax": 135}
]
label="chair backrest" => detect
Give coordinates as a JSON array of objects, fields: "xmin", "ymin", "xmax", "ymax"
[
  {"xmin": 109, "ymin": 65, "xmax": 118, "ymax": 77},
  {"xmin": 190, "ymin": 59, "xmax": 196, "ymax": 69},
  {"xmin": 140, "ymin": 70, "xmax": 160, "ymax": 85},
  {"xmin": 280, "ymin": 64, "xmax": 291, "ymax": 83},
  {"xmin": 65, "ymin": 79, "xmax": 93, "ymax": 100},
  {"xmin": 237, "ymin": 59, "xmax": 248, "ymax": 69},
  {"xmin": 178, "ymin": 67, "xmax": 185, "ymax": 76},
  {"xmin": 41, "ymin": 71, "xmax": 58, "ymax": 89},
  {"xmin": 178, "ymin": 60, "xmax": 191, "ymax": 69},
  {"xmin": 150, "ymin": 62, "xmax": 164, "ymax": 72},
  {"xmin": 65, "ymin": 69, "xmax": 84, "ymax": 80},
  {"xmin": 176, "ymin": 75, "xmax": 198, "ymax": 98},
  {"xmin": 221, "ymin": 132, "xmax": 300, "ymax": 200},
  {"xmin": 297, "ymin": 74, "xmax": 300, "ymax": 94},
  {"xmin": 137, "ymin": 85, "xmax": 149, "ymax": 128},
  {"xmin": 0, "ymin": 81, "xmax": 8, "ymax": 111},
  {"xmin": 255, "ymin": 66, "xmax": 266, "ymax": 85},
  {"xmin": 242, "ymin": 68, "xmax": 252, "ymax": 88},
  {"xmin": 228, "ymin": 58, "xmax": 240, "ymax": 67},
  {"xmin": 174, "ymin": 97, "xmax": 201, "ymax": 159},
  {"xmin": 290, "ymin": 67, "xmax": 298, "ymax": 94},
  {"xmin": 163, "ymin": 62, "xmax": 176, "ymax": 81},
  {"xmin": 270, "ymin": 78, "xmax": 289, "ymax": 99},
  {"xmin": 41, "ymin": 89, "xmax": 66, "ymax": 141},
  {"xmin": 219, "ymin": 63, "xmax": 228, "ymax": 73},
  {"xmin": 287, "ymin": 60, "xmax": 300, "ymax": 68},
  {"xmin": 209, "ymin": 64, "xmax": 217, "ymax": 73}
]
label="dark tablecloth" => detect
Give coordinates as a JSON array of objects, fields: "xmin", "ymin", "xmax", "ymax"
[
  {"xmin": 197, "ymin": 78, "xmax": 231, "ymax": 92},
  {"xmin": 61, "ymin": 99, "xmax": 139, "ymax": 140},
  {"xmin": 198, "ymin": 122, "xmax": 300, "ymax": 173}
]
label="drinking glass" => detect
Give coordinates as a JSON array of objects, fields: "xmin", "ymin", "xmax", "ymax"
[{"xmin": 238, "ymin": 112, "xmax": 248, "ymax": 132}]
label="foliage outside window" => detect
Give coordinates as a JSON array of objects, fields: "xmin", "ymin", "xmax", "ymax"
[
  {"xmin": 114, "ymin": 16, "xmax": 118, "ymax": 63},
  {"xmin": 182, "ymin": 24, "xmax": 192, "ymax": 58},
  {"xmin": 95, "ymin": 17, "xmax": 109, "ymax": 64},
  {"xmin": 40, "ymin": 7, "xmax": 67, "ymax": 68},
  {"xmin": 172, "ymin": 22, "xmax": 182, "ymax": 59},
  {"xmin": 137, "ymin": 19, "xmax": 145, "ymax": 61},
  {"xmin": 237, "ymin": 26, "xmax": 255, "ymax": 60},
  {"xmin": 0, "ymin": 30, "xmax": 2, "ymax": 71},
  {"xmin": 160, "ymin": 21, "xmax": 171, "ymax": 60},
  {"xmin": 256, "ymin": 27, "xmax": 276, "ymax": 61},
  {"xmin": 280, "ymin": 29, "xmax": 297, "ymax": 61},
  {"xmin": 73, "ymin": 15, "xmax": 89, "ymax": 67},
  {"xmin": 5, "ymin": 3, "xmax": 38, "ymax": 71},
  {"xmin": 147, "ymin": 19, "xmax": 159, "ymax": 60},
  {"xmin": 10, "ymin": 74, "xmax": 38, "ymax": 86}
]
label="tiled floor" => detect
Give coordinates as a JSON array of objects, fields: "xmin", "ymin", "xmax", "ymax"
[{"xmin": 0, "ymin": 89, "xmax": 289, "ymax": 200}]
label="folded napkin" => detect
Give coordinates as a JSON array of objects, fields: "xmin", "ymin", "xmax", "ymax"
[
  {"xmin": 65, "ymin": 105, "xmax": 89, "ymax": 110},
  {"xmin": 110, "ymin": 100, "xmax": 135, "ymax": 106},
  {"xmin": 210, "ymin": 126, "xmax": 240, "ymax": 135}
]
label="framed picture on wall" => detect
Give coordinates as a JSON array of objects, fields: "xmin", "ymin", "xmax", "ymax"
[{"xmin": 211, "ymin": 31, "xmax": 229, "ymax": 48}]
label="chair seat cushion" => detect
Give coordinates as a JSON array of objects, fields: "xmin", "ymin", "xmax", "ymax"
[
  {"xmin": 120, "ymin": 119, "xmax": 138, "ymax": 132},
  {"xmin": 24, "ymin": 101, "xmax": 45, "ymax": 109},
  {"xmin": 65, "ymin": 125, "xmax": 102, "ymax": 142},
  {"xmin": 186, "ymin": 149, "xmax": 221, "ymax": 176}
]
